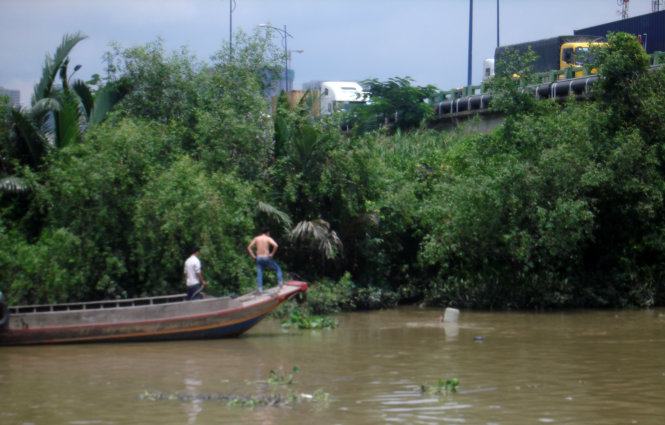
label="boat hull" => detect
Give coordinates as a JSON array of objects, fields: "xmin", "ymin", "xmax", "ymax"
[{"xmin": 0, "ymin": 281, "xmax": 307, "ymax": 345}]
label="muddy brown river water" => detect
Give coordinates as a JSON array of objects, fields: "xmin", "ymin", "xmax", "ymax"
[{"xmin": 1, "ymin": 307, "xmax": 664, "ymax": 424}]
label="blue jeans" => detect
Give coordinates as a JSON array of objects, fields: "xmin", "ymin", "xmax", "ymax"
[{"xmin": 255, "ymin": 256, "xmax": 283, "ymax": 292}]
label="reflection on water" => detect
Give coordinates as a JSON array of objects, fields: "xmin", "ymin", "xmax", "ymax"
[
  {"xmin": 183, "ymin": 361, "xmax": 202, "ymax": 425},
  {"xmin": 1, "ymin": 308, "xmax": 664, "ymax": 424}
]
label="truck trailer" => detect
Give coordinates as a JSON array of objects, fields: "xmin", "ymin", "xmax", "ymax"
[{"xmin": 490, "ymin": 35, "xmax": 605, "ymax": 79}]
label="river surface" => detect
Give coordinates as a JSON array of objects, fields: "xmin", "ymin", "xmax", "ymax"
[{"xmin": 1, "ymin": 307, "xmax": 664, "ymax": 425}]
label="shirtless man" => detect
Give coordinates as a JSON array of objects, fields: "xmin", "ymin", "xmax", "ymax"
[{"xmin": 246, "ymin": 229, "xmax": 284, "ymax": 293}]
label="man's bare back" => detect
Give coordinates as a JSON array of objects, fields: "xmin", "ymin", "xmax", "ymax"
[
  {"xmin": 247, "ymin": 230, "xmax": 284, "ymax": 291},
  {"xmin": 247, "ymin": 233, "xmax": 279, "ymax": 259}
]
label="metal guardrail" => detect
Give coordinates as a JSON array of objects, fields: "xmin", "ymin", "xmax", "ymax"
[
  {"xmin": 9, "ymin": 293, "xmax": 189, "ymax": 314},
  {"xmin": 433, "ymin": 51, "xmax": 665, "ymax": 120},
  {"xmin": 652, "ymin": 51, "xmax": 665, "ymax": 65},
  {"xmin": 433, "ymin": 51, "xmax": 665, "ymax": 104}
]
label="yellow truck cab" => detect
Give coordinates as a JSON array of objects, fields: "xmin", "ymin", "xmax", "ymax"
[
  {"xmin": 560, "ymin": 41, "xmax": 606, "ymax": 77},
  {"xmin": 492, "ymin": 35, "xmax": 606, "ymax": 80}
]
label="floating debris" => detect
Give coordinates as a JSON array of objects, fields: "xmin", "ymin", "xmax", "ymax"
[
  {"xmin": 281, "ymin": 308, "xmax": 338, "ymax": 329},
  {"xmin": 139, "ymin": 367, "xmax": 330, "ymax": 408},
  {"xmin": 139, "ymin": 390, "xmax": 284, "ymax": 407},
  {"xmin": 420, "ymin": 378, "xmax": 460, "ymax": 396},
  {"xmin": 138, "ymin": 389, "xmax": 329, "ymax": 408},
  {"xmin": 268, "ymin": 366, "xmax": 300, "ymax": 386}
]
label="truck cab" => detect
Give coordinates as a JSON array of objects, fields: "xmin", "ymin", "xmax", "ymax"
[
  {"xmin": 560, "ymin": 41, "xmax": 606, "ymax": 77},
  {"xmin": 319, "ymin": 81, "xmax": 368, "ymax": 115}
]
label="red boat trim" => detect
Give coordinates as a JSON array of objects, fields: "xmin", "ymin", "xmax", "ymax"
[
  {"xmin": 12, "ymin": 295, "xmax": 286, "ymax": 335},
  {"xmin": 2, "ymin": 282, "xmax": 308, "ymax": 344},
  {"xmin": 19, "ymin": 305, "xmax": 275, "ymax": 344},
  {"xmin": 10, "ymin": 285, "xmax": 304, "ymax": 335}
]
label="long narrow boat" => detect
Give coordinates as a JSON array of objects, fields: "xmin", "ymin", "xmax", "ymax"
[{"xmin": 0, "ymin": 281, "xmax": 307, "ymax": 345}]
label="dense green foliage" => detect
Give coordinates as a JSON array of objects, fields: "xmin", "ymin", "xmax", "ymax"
[
  {"xmin": 348, "ymin": 77, "xmax": 439, "ymax": 134},
  {"xmin": 2, "ymin": 32, "xmax": 664, "ymax": 310}
]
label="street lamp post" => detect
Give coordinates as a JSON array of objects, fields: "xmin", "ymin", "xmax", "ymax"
[
  {"xmin": 496, "ymin": 0, "xmax": 500, "ymax": 48},
  {"xmin": 288, "ymin": 49, "xmax": 304, "ymax": 71},
  {"xmin": 259, "ymin": 23, "xmax": 293, "ymax": 92},
  {"xmin": 229, "ymin": 0, "xmax": 237, "ymax": 60},
  {"xmin": 467, "ymin": 0, "xmax": 473, "ymax": 88}
]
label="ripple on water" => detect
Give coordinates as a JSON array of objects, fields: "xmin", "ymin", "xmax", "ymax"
[{"xmin": 371, "ymin": 385, "xmax": 471, "ymax": 424}]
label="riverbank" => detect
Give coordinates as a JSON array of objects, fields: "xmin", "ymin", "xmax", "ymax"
[{"xmin": 3, "ymin": 32, "xmax": 665, "ymax": 309}]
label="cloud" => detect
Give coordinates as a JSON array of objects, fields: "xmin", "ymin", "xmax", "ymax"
[{"xmin": 97, "ymin": 0, "xmax": 204, "ymax": 26}]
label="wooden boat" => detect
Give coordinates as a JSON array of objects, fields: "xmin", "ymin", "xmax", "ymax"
[{"xmin": 0, "ymin": 281, "xmax": 307, "ymax": 345}]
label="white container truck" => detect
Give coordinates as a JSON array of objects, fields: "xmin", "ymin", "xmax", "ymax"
[{"xmin": 304, "ymin": 81, "xmax": 368, "ymax": 115}]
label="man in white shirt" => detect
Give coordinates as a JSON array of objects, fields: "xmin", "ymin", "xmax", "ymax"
[{"xmin": 184, "ymin": 246, "xmax": 207, "ymax": 300}]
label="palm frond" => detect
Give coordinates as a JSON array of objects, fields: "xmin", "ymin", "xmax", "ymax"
[
  {"xmin": 30, "ymin": 97, "xmax": 61, "ymax": 143},
  {"xmin": 257, "ymin": 201, "xmax": 293, "ymax": 232},
  {"xmin": 32, "ymin": 32, "xmax": 88, "ymax": 105},
  {"xmin": 88, "ymin": 82, "xmax": 127, "ymax": 125},
  {"xmin": 54, "ymin": 90, "xmax": 83, "ymax": 148},
  {"xmin": 72, "ymin": 79, "xmax": 94, "ymax": 120},
  {"xmin": 292, "ymin": 124, "xmax": 322, "ymax": 170},
  {"xmin": 290, "ymin": 219, "xmax": 343, "ymax": 260},
  {"xmin": 30, "ymin": 97, "xmax": 62, "ymax": 116},
  {"xmin": 10, "ymin": 108, "xmax": 50, "ymax": 167},
  {"xmin": 0, "ymin": 176, "xmax": 31, "ymax": 194}
]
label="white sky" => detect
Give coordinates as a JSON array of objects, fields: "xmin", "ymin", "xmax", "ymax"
[{"xmin": 0, "ymin": 0, "xmax": 656, "ymax": 105}]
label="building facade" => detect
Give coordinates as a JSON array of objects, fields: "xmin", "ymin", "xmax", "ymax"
[{"xmin": 0, "ymin": 87, "xmax": 21, "ymax": 107}]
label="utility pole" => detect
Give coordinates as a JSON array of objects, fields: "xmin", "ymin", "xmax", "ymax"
[
  {"xmin": 653, "ymin": 0, "xmax": 662, "ymax": 12},
  {"xmin": 259, "ymin": 24, "xmax": 293, "ymax": 92},
  {"xmin": 617, "ymin": 0, "xmax": 629, "ymax": 19},
  {"xmin": 467, "ymin": 0, "xmax": 473, "ymax": 87},
  {"xmin": 284, "ymin": 25, "xmax": 289, "ymax": 91},
  {"xmin": 496, "ymin": 0, "xmax": 500, "ymax": 47},
  {"xmin": 229, "ymin": 0, "xmax": 237, "ymax": 61}
]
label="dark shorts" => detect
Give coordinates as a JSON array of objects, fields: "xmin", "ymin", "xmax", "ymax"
[{"xmin": 186, "ymin": 283, "xmax": 203, "ymax": 300}]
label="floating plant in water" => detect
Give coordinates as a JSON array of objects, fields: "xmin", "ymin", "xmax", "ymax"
[
  {"xmin": 138, "ymin": 367, "xmax": 330, "ymax": 409},
  {"xmin": 268, "ymin": 366, "xmax": 300, "ymax": 386},
  {"xmin": 420, "ymin": 377, "xmax": 460, "ymax": 396},
  {"xmin": 281, "ymin": 308, "xmax": 338, "ymax": 329},
  {"xmin": 138, "ymin": 390, "xmax": 285, "ymax": 407}
]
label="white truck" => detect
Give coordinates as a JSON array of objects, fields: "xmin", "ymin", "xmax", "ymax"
[
  {"xmin": 482, "ymin": 59, "xmax": 495, "ymax": 82},
  {"xmin": 304, "ymin": 81, "xmax": 368, "ymax": 115}
]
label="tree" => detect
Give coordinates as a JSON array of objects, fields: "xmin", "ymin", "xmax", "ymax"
[
  {"xmin": 486, "ymin": 46, "xmax": 540, "ymax": 116},
  {"xmin": 593, "ymin": 32, "xmax": 651, "ymax": 127},
  {"xmin": 0, "ymin": 96, "xmax": 24, "ymax": 193},
  {"xmin": 351, "ymin": 77, "xmax": 438, "ymax": 134},
  {"xmin": 103, "ymin": 39, "xmax": 200, "ymax": 126},
  {"xmin": 3, "ymin": 32, "xmax": 125, "ymax": 195},
  {"xmin": 131, "ymin": 157, "xmax": 255, "ymax": 295},
  {"xmin": 194, "ymin": 30, "xmax": 282, "ymax": 180},
  {"xmin": 36, "ymin": 118, "xmax": 184, "ymax": 300}
]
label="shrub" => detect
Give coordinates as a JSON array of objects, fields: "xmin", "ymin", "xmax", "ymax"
[
  {"xmin": 0, "ymin": 228, "xmax": 91, "ymax": 304},
  {"xmin": 306, "ymin": 273, "xmax": 356, "ymax": 314},
  {"xmin": 131, "ymin": 156, "xmax": 255, "ymax": 295}
]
